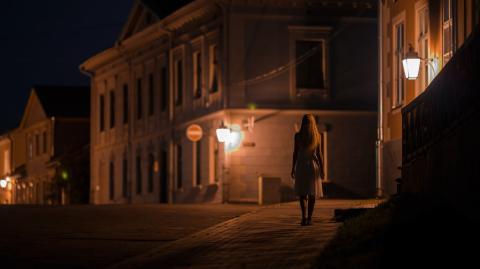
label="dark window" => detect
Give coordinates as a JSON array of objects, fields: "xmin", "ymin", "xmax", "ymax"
[
  {"xmin": 194, "ymin": 52, "xmax": 202, "ymax": 98},
  {"xmin": 109, "ymin": 161, "xmax": 115, "ymax": 201},
  {"xmin": 209, "ymin": 45, "xmax": 219, "ymax": 93},
  {"xmin": 136, "ymin": 155, "xmax": 142, "ymax": 194},
  {"xmin": 99, "ymin": 94, "xmax": 105, "ymax": 131},
  {"xmin": 122, "ymin": 158, "xmax": 128, "ymax": 198},
  {"xmin": 160, "ymin": 67, "xmax": 168, "ymax": 112},
  {"xmin": 148, "ymin": 154, "xmax": 154, "ymax": 193},
  {"xmin": 148, "ymin": 74, "xmax": 154, "ymax": 116},
  {"xmin": 175, "ymin": 60, "xmax": 183, "ymax": 106},
  {"xmin": 474, "ymin": 0, "xmax": 480, "ymax": 26},
  {"xmin": 296, "ymin": 40, "xmax": 325, "ymax": 90},
  {"xmin": 176, "ymin": 144, "xmax": 182, "ymax": 189},
  {"xmin": 123, "ymin": 84, "xmax": 128, "ymax": 124},
  {"xmin": 136, "ymin": 78, "xmax": 143, "ymax": 119},
  {"xmin": 110, "ymin": 90, "xmax": 115, "ymax": 128},
  {"xmin": 196, "ymin": 140, "xmax": 201, "ymax": 186},
  {"xmin": 42, "ymin": 131, "xmax": 47, "ymax": 154},
  {"xmin": 35, "ymin": 134, "xmax": 39, "ymax": 156}
]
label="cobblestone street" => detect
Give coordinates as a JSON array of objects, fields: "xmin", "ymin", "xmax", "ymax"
[
  {"xmin": 0, "ymin": 200, "xmax": 378, "ymax": 269},
  {"xmin": 110, "ymin": 200, "xmax": 379, "ymax": 269}
]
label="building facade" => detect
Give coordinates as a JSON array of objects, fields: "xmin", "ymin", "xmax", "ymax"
[
  {"xmin": 0, "ymin": 135, "xmax": 12, "ymax": 204},
  {"xmin": 8, "ymin": 86, "xmax": 90, "ymax": 204},
  {"xmin": 378, "ymin": 0, "xmax": 480, "ymax": 196},
  {"xmin": 81, "ymin": 0, "xmax": 379, "ymax": 204}
]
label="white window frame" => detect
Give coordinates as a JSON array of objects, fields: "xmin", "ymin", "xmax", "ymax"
[
  {"xmin": 392, "ymin": 13, "xmax": 406, "ymax": 109},
  {"xmin": 443, "ymin": 0, "xmax": 453, "ymax": 65},
  {"xmin": 415, "ymin": 0, "xmax": 431, "ymax": 96},
  {"xmin": 288, "ymin": 26, "xmax": 331, "ymax": 99}
]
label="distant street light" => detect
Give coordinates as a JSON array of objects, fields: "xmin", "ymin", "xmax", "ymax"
[{"xmin": 402, "ymin": 44, "xmax": 421, "ymax": 80}]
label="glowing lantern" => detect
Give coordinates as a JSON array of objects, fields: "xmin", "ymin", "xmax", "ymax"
[
  {"xmin": 216, "ymin": 123, "xmax": 231, "ymax": 143},
  {"xmin": 402, "ymin": 44, "xmax": 421, "ymax": 80}
]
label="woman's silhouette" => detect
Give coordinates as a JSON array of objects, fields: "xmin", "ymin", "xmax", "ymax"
[{"xmin": 291, "ymin": 114, "xmax": 324, "ymax": 226}]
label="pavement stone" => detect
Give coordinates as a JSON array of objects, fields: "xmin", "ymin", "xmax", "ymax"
[{"xmin": 109, "ymin": 200, "xmax": 379, "ymax": 269}]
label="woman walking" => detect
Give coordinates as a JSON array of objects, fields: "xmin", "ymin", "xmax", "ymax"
[{"xmin": 291, "ymin": 114, "xmax": 324, "ymax": 226}]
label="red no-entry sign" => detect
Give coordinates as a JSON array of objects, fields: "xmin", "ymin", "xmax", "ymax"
[{"xmin": 186, "ymin": 124, "xmax": 203, "ymax": 142}]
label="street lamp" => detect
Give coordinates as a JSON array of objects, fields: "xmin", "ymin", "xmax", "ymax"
[
  {"xmin": 216, "ymin": 122, "xmax": 231, "ymax": 143},
  {"xmin": 402, "ymin": 44, "xmax": 421, "ymax": 80}
]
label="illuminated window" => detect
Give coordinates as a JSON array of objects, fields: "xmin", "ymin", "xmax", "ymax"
[
  {"xmin": 160, "ymin": 66, "xmax": 168, "ymax": 112},
  {"xmin": 295, "ymin": 40, "xmax": 326, "ymax": 90},
  {"xmin": 110, "ymin": 90, "xmax": 115, "ymax": 128},
  {"xmin": 193, "ymin": 51, "xmax": 202, "ymax": 99},
  {"xmin": 99, "ymin": 94, "xmax": 105, "ymax": 132},
  {"xmin": 123, "ymin": 84, "xmax": 128, "ymax": 124},
  {"xmin": 393, "ymin": 21, "xmax": 405, "ymax": 108},
  {"xmin": 209, "ymin": 45, "xmax": 219, "ymax": 93},
  {"xmin": 109, "ymin": 161, "xmax": 115, "ymax": 201},
  {"xmin": 443, "ymin": 0, "xmax": 453, "ymax": 65},
  {"xmin": 136, "ymin": 78, "xmax": 143, "ymax": 119},
  {"xmin": 174, "ymin": 59, "xmax": 183, "ymax": 106},
  {"xmin": 148, "ymin": 74, "xmax": 154, "ymax": 116}
]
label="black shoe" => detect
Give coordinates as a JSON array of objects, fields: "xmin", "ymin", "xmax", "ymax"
[
  {"xmin": 301, "ymin": 218, "xmax": 307, "ymax": 226},
  {"xmin": 306, "ymin": 218, "xmax": 313, "ymax": 226}
]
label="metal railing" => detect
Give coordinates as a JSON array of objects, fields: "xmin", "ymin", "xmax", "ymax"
[{"xmin": 402, "ymin": 26, "xmax": 480, "ymax": 165}]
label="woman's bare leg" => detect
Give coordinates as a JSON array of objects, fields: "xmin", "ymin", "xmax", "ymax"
[
  {"xmin": 299, "ymin": 195, "xmax": 307, "ymax": 225},
  {"xmin": 307, "ymin": 195, "xmax": 316, "ymax": 224}
]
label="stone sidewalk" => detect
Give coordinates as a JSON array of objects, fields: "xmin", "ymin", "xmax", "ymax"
[{"xmin": 109, "ymin": 200, "xmax": 379, "ymax": 269}]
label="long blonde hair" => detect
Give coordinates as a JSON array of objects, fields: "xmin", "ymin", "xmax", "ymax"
[{"xmin": 298, "ymin": 114, "xmax": 320, "ymax": 150}]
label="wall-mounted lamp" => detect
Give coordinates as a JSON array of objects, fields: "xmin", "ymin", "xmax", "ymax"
[
  {"xmin": 0, "ymin": 179, "xmax": 6, "ymax": 189},
  {"xmin": 216, "ymin": 122, "xmax": 231, "ymax": 143},
  {"xmin": 402, "ymin": 44, "xmax": 421, "ymax": 80},
  {"xmin": 402, "ymin": 44, "xmax": 439, "ymax": 81}
]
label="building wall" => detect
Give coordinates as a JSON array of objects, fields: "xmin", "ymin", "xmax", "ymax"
[
  {"xmin": 227, "ymin": 110, "xmax": 377, "ymax": 201},
  {"xmin": 380, "ymin": 0, "xmax": 479, "ymax": 196},
  {"xmin": 0, "ymin": 137, "xmax": 12, "ymax": 204},
  {"xmin": 84, "ymin": 0, "xmax": 379, "ymax": 204}
]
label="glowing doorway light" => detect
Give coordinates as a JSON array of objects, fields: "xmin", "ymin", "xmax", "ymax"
[{"xmin": 402, "ymin": 44, "xmax": 421, "ymax": 80}]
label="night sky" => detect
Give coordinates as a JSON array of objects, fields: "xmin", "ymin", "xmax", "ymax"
[{"xmin": 0, "ymin": 0, "xmax": 134, "ymax": 133}]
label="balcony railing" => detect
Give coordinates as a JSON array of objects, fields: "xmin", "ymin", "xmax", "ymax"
[{"xmin": 402, "ymin": 26, "xmax": 480, "ymax": 164}]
